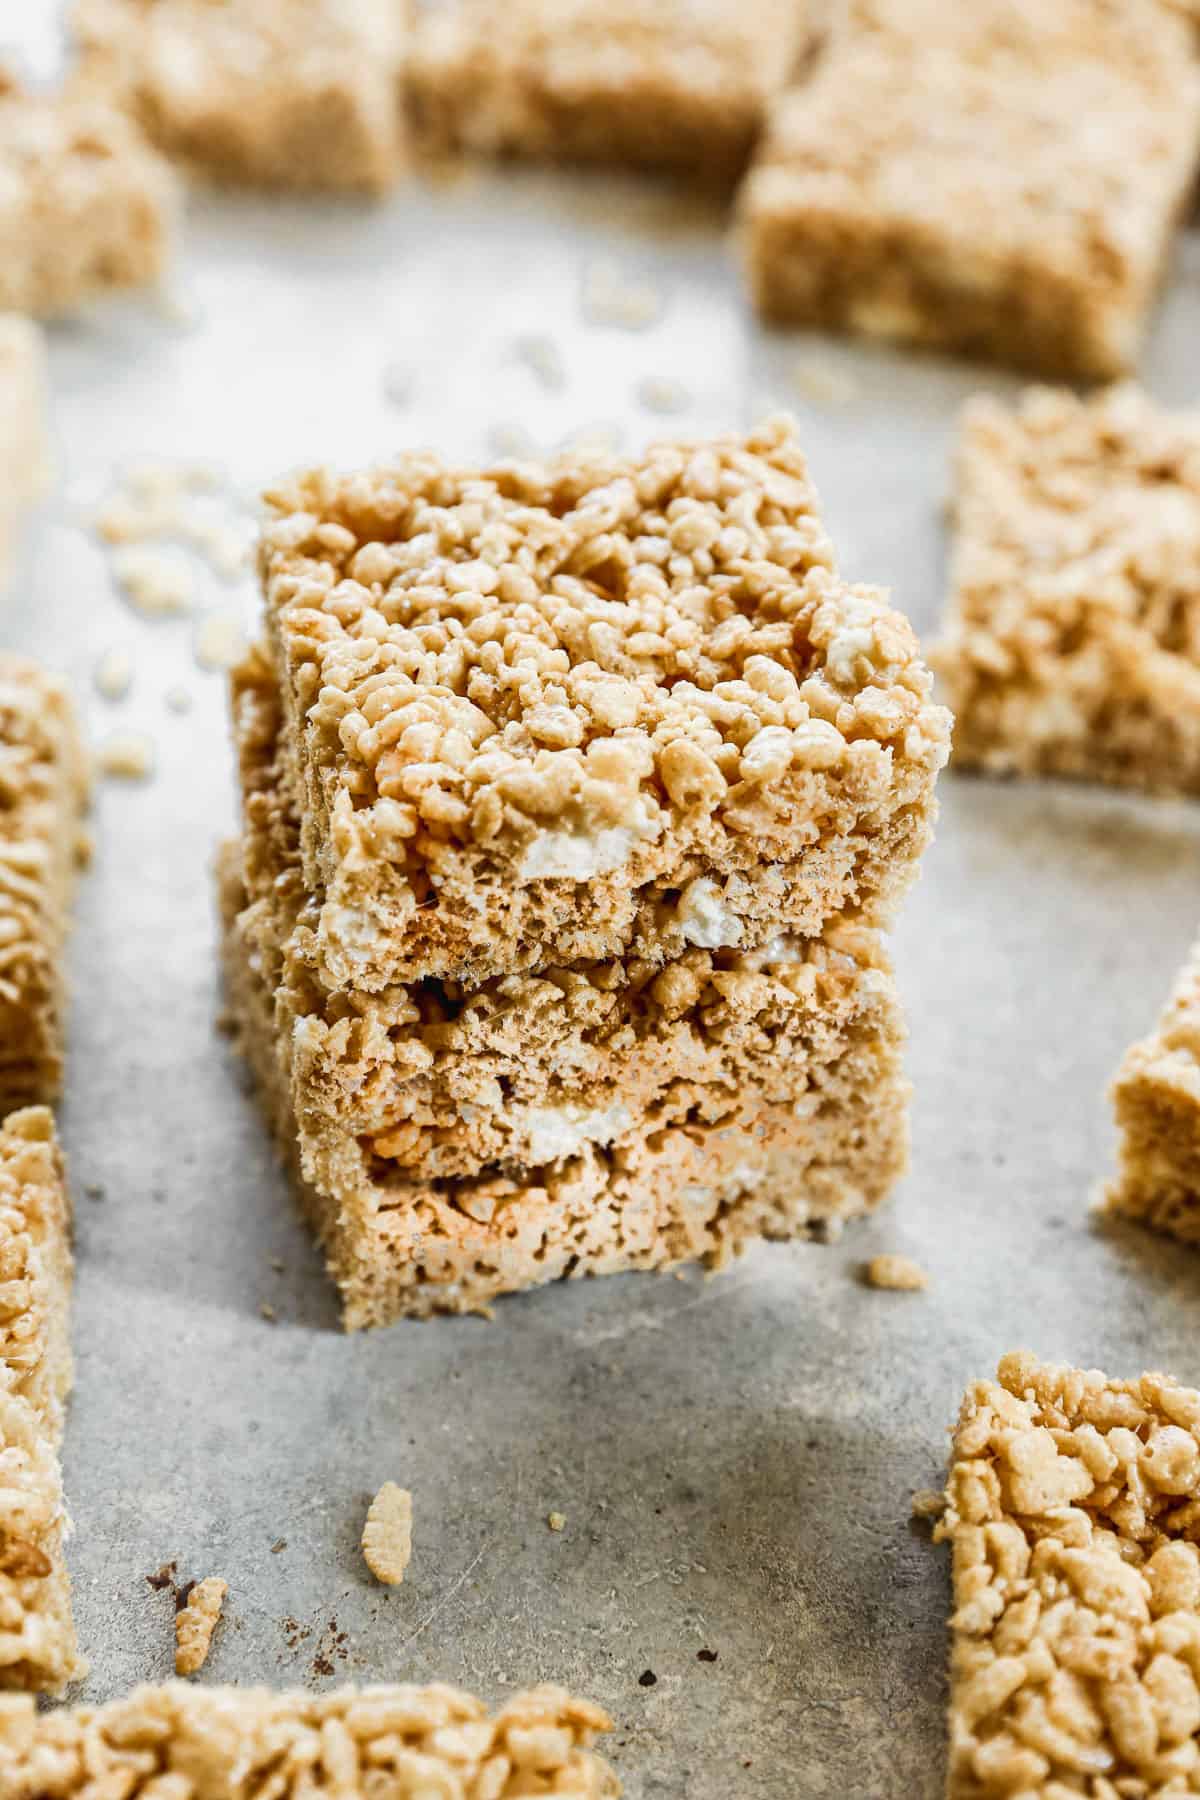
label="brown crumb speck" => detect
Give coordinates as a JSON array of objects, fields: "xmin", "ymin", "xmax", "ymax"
[
  {"xmin": 697, "ymin": 1648, "xmax": 718, "ymax": 1663},
  {"xmin": 146, "ymin": 1561, "xmax": 177, "ymax": 1592},
  {"xmin": 638, "ymin": 1670, "xmax": 657, "ymax": 1688}
]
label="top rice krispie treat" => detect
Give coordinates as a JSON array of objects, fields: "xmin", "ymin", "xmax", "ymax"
[
  {"xmin": 259, "ymin": 418, "xmax": 950, "ymax": 992},
  {"xmin": 407, "ymin": 0, "xmax": 813, "ymax": 183}
]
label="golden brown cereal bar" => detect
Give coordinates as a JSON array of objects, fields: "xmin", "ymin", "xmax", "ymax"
[
  {"xmin": 0, "ymin": 1679, "xmax": 617, "ymax": 1797},
  {"xmin": 74, "ymin": 0, "xmax": 405, "ymax": 194},
  {"xmin": 932, "ymin": 385, "xmax": 1200, "ymax": 794},
  {"xmin": 0, "ymin": 70, "xmax": 176, "ymax": 316},
  {"xmin": 0, "ymin": 658, "xmax": 88, "ymax": 1112},
  {"xmin": 937, "ymin": 1352, "xmax": 1200, "ymax": 1797},
  {"xmin": 257, "ymin": 417, "xmax": 950, "ymax": 995},
  {"xmin": 1109, "ymin": 935, "xmax": 1200, "ymax": 1243},
  {"xmin": 741, "ymin": 0, "xmax": 1200, "ymax": 378}
]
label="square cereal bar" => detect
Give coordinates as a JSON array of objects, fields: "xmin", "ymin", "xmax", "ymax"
[
  {"xmin": 0, "ymin": 321, "xmax": 46, "ymax": 592},
  {"xmin": 232, "ymin": 644, "xmax": 910, "ymax": 1189},
  {"xmin": 932, "ymin": 385, "xmax": 1200, "ymax": 793},
  {"xmin": 407, "ymin": 0, "xmax": 813, "ymax": 183},
  {"xmin": 218, "ymin": 835, "xmax": 910, "ymax": 1332},
  {"xmin": 0, "ymin": 1109, "xmax": 74, "ymax": 1441},
  {"xmin": 0, "ymin": 1681, "xmax": 616, "ymax": 1797},
  {"xmin": 73, "ymin": 0, "xmax": 405, "ymax": 194},
  {"xmin": 740, "ymin": 0, "xmax": 1200, "ymax": 378},
  {"xmin": 0, "ymin": 658, "xmax": 88, "ymax": 1112},
  {"xmin": 937, "ymin": 1352, "xmax": 1200, "ymax": 1799},
  {"xmin": 1108, "ymin": 933, "xmax": 1200, "ymax": 1242},
  {"xmin": 0, "ymin": 72, "xmax": 176, "ymax": 317},
  {"xmin": 259, "ymin": 417, "xmax": 950, "ymax": 994}
]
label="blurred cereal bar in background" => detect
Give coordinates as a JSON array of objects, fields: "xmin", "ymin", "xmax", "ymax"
[
  {"xmin": 740, "ymin": 0, "xmax": 1200, "ymax": 378},
  {"xmin": 407, "ymin": 0, "xmax": 815, "ymax": 184},
  {"xmin": 0, "ymin": 68, "xmax": 177, "ymax": 316},
  {"xmin": 0, "ymin": 660, "xmax": 88, "ymax": 1114},
  {"xmin": 1109, "ymin": 934, "xmax": 1200, "ymax": 1243},
  {"xmin": 73, "ymin": 0, "xmax": 406, "ymax": 194},
  {"xmin": 0, "ymin": 321, "xmax": 46, "ymax": 591},
  {"xmin": 933, "ymin": 385, "xmax": 1200, "ymax": 793}
]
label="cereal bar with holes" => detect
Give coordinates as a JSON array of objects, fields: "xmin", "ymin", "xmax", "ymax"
[
  {"xmin": 1108, "ymin": 934, "xmax": 1200, "ymax": 1243},
  {"xmin": 406, "ymin": 0, "xmax": 813, "ymax": 184},
  {"xmin": 0, "ymin": 71, "xmax": 176, "ymax": 316},
  {"xmin": 73, "ymin": 0, "xmax": 406, "ymax": 194},
  {"xmin": 0, "ymin": 322, "xmax": 46, "ymax": 592},
  {"xmin": 0, "ymin": 1680, "xmax": 616, "ymax": 1797},
  {"xmin": 936, "ymin": 1352, "xmax": 1200, "ymax": 1799},
  {"xmin": 741, "ymin": 0, "xmax": 1200, "ymax": 378},
  {"xmin": 0, "ymin": 658, "xmax": 88, "ymax": 1112},
  {"xmin": 258, "ymin": 417, "xmax": 950, "ymax": 995},
  {"xmin": 932, "ymin": 385, "xmax": 1200, "ymax": 794},
  {"xmin": 0, "ymin": 1108, "xmax": 82, "ymax": 1695}
]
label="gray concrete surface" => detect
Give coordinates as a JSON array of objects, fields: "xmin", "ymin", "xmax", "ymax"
[{"xmin": 4, "ymin": 52, "xmax": 1200, "ymax": 1795}]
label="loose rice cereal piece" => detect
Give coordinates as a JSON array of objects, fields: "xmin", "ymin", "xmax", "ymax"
[
  {"xmin": 741, "ymin": 0, "xmax": 1200, "ymax": 378},
  {"xmin": 863, "ymin": 1253, "xmax": 927, "ymax": 1291},
  {"xmin": 0, "ymin": 658, "xmax": 88, "ymax": 1112},
  {"xmin": 937, "ymin": 1352, "xmax": 1200, "ymax": 1797},
  {"xmin": 361, "ymin": 1484, "xmax": 413, "ymax": 1585},
  {"xmin": 1108, "ymin": 932, "xmax": 1200, "ymax": 1242},
  {"xmin": 74, "ymin": 0, "xmax": 406, "ymax": 194},
  {"xmin": 97, "ymin": 731, "xmax": 155, "ymax": 781},
  {"xmin": 174, "ymin": 1577, "xmax": 227, "ymax": 1676},
  {"xmin": 933, "ymin": 385, "xmax": 1200, "ymax": 794},
  {"xmin": 407, "ymin": 0, "xmax": 814, "ymax": 185},
  {"xmin": 0, "ymin": 70, "xmax": 177, "ymax": 317},
  {"xmin": 0, "ymin": 1679, "xmax": 617, "ymax": 1797}
]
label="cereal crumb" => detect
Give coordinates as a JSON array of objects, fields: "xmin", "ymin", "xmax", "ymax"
[
  {"xmin": 361, "ymin": 1483, "xmax": 413, "ymax": 1585},
  {"xmin": 381, "ymin": 363, "xmax": 413, "ymax": 407},
  {"xmin": 582, "ymin": 258, "xmax": 662, "ymax": 330},
  {"xmin": 164, "ymin": 684, "xmax": 193, "ymax": 714},
  {"xmin": 638, "ymin": 1670, "xmax": 657, "ymax": 1688},
  {"xmin": 863, "ymin": 1253, "xmax": 928, "ymax": 1291},
  {"xmin": 789, "ymin": 357, "xmax": 858, "ymax": 408},
  {"xmin": 94, "ymin": 646, "xmax": 133, "ymax": 702},
  {"xmin": 547, "ymin": 1511, "xmax": 566, "ymax": 1532},
  {"xmin": 486, "ymin": 421, "xmax": 538, "ymax": 460},
  {"xmin": 97, "ymin": 730, "xmax": 155, "ymax": 780},
  {"xmin": 910, "ymin": 1488, "xmax": 946, "ymax": 1521},
  {"xmin": 636, "ymin": 375, "xmax": 689, "ymax": 415},
  {"xmin": 195, "ymin": 610, "xmax": 247, "ymax": 672},
  {"xmin": 270, "ymin": 1539, "xmax": 287, "ymax": 1554},
  {"xmin": 174, "ymin": 1576, "xmax": 227, "ymax": 1675},
  {"xmin": 259, "ymin": 1301, "xmax": 277, "ymax": 1322},
  {"xmin": 512, "ymin": 333, "xmax": 565, "ymax": 390},
  {"xmin": 112, "ymin": 545, "xmax": 194, "ymax": 617}
]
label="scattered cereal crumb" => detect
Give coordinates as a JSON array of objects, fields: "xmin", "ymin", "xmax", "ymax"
[
  {"xmin": 183, "ymin": 515, "xmax": 248, "ymax": 581},
  {"xmin": 863, "ymin": 1254, "xmax": 928, "ymax": 1291},
  {"xmin": 97, "ymin": 730, "xmax": 155, "ymax": 781},
  {"xmin": 381, "ymin": 363, "xmax": 413, "ymax": 407},
  {"xmin": 270, "ymin": 1539, "xmax": 287, "ymax": 1555},
  {"xmin": 910, "ymin": 1488, "xmax": 946, "ymax": 1521},
  {"xmin": 259, "ymin": 1301, "xmax": 277, "ymax": 1323},
  {"xmin": 512, "ymin": 333, "xmax": 565, "ymax": 390},
  {"xmin": 175, "ymin": 1576, "xmax": 227, "ymax": 1675},
  {"xmin": 146, "ymin": 1561, "xmax": 177, "ymax": 1591},
  {"xmin": 562, "ymin": 419, "xmax": 623, "ymax": 455},
  {"xmin": 638, "ymin": 1670, "xmax": 658, "ymax": 1688},
  {"xmin": 164, "ymin": 684, "xmax": 193, "ymax": 714},
  {"xmin": 637, "ymin": 375, "xmax": 690, "ymax": 415},
  {"xmin": 697, "ymin": 1648, "xmax": 718, "ymax": 1663},
  {"xmin": 112, "ymin": 545, "xmax": 194, "ymax": 617},
  {"xmin": 94, "ymin": 646, "xmax": 133, "ymax": 702},
  {"xmin": 486, "ymin": 421, "xmax": 537, "ymax": 460},
  {"xmin": 194, "ymin": 610, "xmax": 247, "ymax": 671},
  {"xmin": 154, "ymin": 286, "xmax": 203, "ymax": 331},
  {"xmin": 789, "ymin": 356, "xmax": 858, "ymax": 408},
  {"xmin": 582, "ymin": 258, "xmax": 662, "ymax": 330},
  {"xmin": 361, "ymin": 1483, "xmax": 413, "ymax": 1585},
  {"xmin": 547, "ymin": 1511, "xmax": 566, "ymax": 1532}
]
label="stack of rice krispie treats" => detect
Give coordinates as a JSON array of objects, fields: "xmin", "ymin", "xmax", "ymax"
[{"xmin": 221, "ymin": 419, "xmax": 950, "ymax": 1327}]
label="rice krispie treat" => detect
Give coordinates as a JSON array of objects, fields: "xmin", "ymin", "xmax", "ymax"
[
  {"xmin": 1108, "ymin": 933, "xmax": 1200, "ymax": 1242},
  {"xmin": 0, "ymin": 321, "xmax": 46, "ymax": 591},
  {"xmin": 406, "ymin": 0, "xmax": 813, "ymax": 182},
  {"xmin": 259, "ymin": 417, "xmax": 950, "ymax": 994},
  {"xmin": 740, "ymin": 0, "xmax": 1200, "ymax": 378},
  {"xmin": 933, "ymin": 385, "xmax": 1200, "ymax": 793},
  {"xmin": 73, "ymin": 0, "xmax": 405, "ymax": 194},
  {"xmin": 0, "ymin": 659, "xmax": 89, "ymax": 1112},
  {"xmin": 0, "ymin": 71, "xmax": 177, "ymax": 317},
  {"xmin": 936, "ymin": 1352, "xmax": 1200, "ymax": 1799},
  {"xmin": 0, "ymin": 1109, "xmax": 74, "ymax": 1440},
  {"xmin": 220, "ymin": 827, "xmax": 910, "ymax": 1327},
  {"xmin": 0, "ymin": 1680, "xmax": 617, "ymax": 1797},
  {"xmin": 0, "ymin": 1389, "xmax": 84, "ymax": 1695}
]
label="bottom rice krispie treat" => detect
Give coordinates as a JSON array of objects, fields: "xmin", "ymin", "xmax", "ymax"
[
  {"xmin": 0, "ymin": 1679, "xmax": 617, "ymax": 1798},
  {"xmin": 1108, "ymin": 935, "xmax": 1200, "ymax": 1243},
  {"xmin": 936, "ymin": 1352, "xmax": 1200, "ymax": 1798},
  {"xmin": 0, "ymin": 657, "xmax": 89, "ymax": 1111},
  {"xmin": 933, "ymin": 385, "xmax": 1200, "ymax": 795}
]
